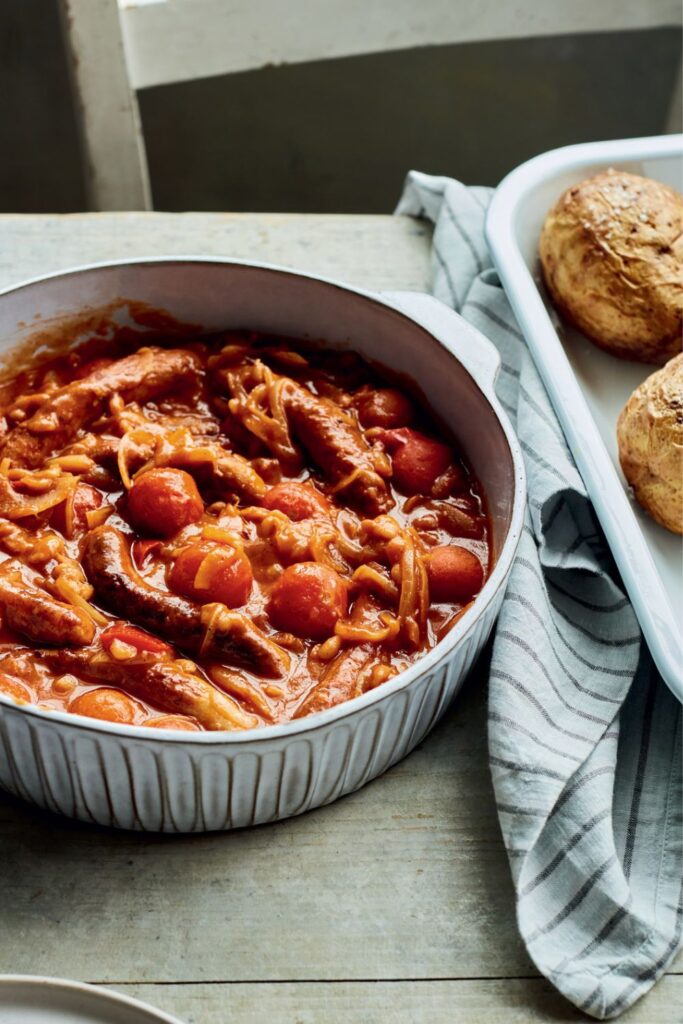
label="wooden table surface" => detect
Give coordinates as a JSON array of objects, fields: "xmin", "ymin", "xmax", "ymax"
[{"xmin": 0, "ymin": 213, "xmax": 679, "ymax": 1024}]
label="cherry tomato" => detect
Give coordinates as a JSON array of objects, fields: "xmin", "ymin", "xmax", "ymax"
[
  {"xmin": 143, "ymin": 714, "xmax": 201, "ymax": 732},
  {"xmin": 69, "ymin": 687, "xmax": 146, "ymax": 725},
  {"xmin": 127, "ymin": 468, "xmax": 203, "ymax": 537},
  {"xmin": 74, "ymin": 357, "xmax": 115, "ymax": 380},
  {"xmin": 101, "ymin": 623, "xmax": 172, "ymax": 656},
  {"xmin": 381, "ymin": 428, "xmax": 452, "ymax": 495},
  {"xmin": 357, "ymin": 388, "xmax": 414, "ymax": 429},
  {"xmin": 0, "ymin": 673, "xmax": 31, "ymax": 703},
  {"xmin": 51, "ymin": 483, "xmax": 103, "ymax": 538},
  {"xmin": 268, "ymin": 562, "xmax": 348, "ymax": 640},
  {"xmin": 426, "ymin": 545, "xmax": 484, "ymax": 602},
  {"xmin": 168, "ymin": 541, "xmax": 253, "ymax": 608},
  {"xmin": 262, "ymin": 482, "xmax": 330, "ymax": 521}
]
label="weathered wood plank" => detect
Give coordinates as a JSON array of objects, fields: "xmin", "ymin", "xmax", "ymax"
[
  {"xmin": 58, "ymin": 0, "xmax": 151, "ymax": 210},
  {"xmin": 0, "ymin": 670, "xmax": 538, "ymax": 982},
  {"xmin": 0, "ymin": 213, "xmax": 433, "ymax": 294},
  {"xmin": 110, "ymin": 976, "xmax": 683, "ymax": 1024}
]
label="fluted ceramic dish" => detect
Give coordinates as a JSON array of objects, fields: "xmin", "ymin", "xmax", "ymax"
[{"xmin": 0, "ymin": 260, "xmax": 525, "ymax": 831}]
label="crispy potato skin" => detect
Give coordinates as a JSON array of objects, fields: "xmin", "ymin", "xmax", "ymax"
[
  {"xmin": 617, "ymin": 353, "xmax": 683, "ymax": 534},
  {"xmin": 540, "ymin": 170, "xmax": 683, "ymax": 364}
]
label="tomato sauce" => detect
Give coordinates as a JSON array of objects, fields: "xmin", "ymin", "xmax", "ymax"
[{"xmin": 0, "ymin": 331, "xmax": 490, "ymax": 731}]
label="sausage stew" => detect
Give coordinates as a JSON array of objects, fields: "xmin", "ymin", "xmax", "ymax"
[{"xmin": 0, "ymin": 332, "xmax": 490, "ymax": 731}]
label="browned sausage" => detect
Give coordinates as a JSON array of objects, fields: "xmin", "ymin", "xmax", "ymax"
[
  {"xmin": 70, "ymin": 434, "xmax": 267, "ymax": 503},
  {"xmin": 198, "ymin": 603, "xmax": 290, "ymax": 678},
  {"xmin": 38, "ymin": 648, "xmax": 259, "ymax": 731},
  {"xmin": 162, "ymin": 445, "xmax": 267, "ymax": 503},
  {"xmin": 83, "ymin": 524, "xmax": 201, "ymax": 639},
  {"xmin": 82, "ymin": 526, "xmax": 288, "ymax": 676},
  {"xmin": 281, "ymin": 380, "xmax": 393, "ymax": 515},
  {"xmin": 1, "ymin": 347, "xmax": 202, "ymax": 468},
  {"xmin": 0, "ymin": 559, "xmax": 95, "ymax": 645},
  {"xmin": 295, "ymin": 645, "xmax": 373, "ymax": 717}
]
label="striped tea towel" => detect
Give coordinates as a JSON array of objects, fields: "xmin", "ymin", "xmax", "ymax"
[{"xmin": 396, "ymin": 172, "xmax": 682, "ymax": 1019}]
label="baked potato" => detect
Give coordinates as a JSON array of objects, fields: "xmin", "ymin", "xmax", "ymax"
[
  {"xmin": 540, "ymin": 169, "xmax": 683, "ymax": 363},
  {"xmin": 617, "ymin": 353, "xmax": 683, "ymax": 534}
]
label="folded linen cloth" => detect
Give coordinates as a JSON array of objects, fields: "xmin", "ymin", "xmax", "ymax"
[{"xmin": 396, "ymin": 172, "xmax": 682, "ymax": 1019}]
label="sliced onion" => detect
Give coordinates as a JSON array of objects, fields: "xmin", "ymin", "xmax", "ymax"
[
  {"xmin": 208, "ymin": 664, "xmax": 274, "ymax": 720},
  {"xmin": 0, "ymin": 473, "xmax": 77, "ymax": 518}
]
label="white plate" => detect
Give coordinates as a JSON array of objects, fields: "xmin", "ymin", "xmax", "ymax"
[
  {"xmin": 0, "ymin": 976, "xmax": 184, "ymax": 1024},
  {"xmin": 486, "ymin": 135, "xmax": 683, "ymax": 703}
]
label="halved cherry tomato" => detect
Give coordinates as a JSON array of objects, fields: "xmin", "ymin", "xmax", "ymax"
[
  {"xmin": 144, "ymin": 714, "xmax": 201, "ymax": 732},
  {"xmin": 101, "ymin": 623, "xmax": 172, "ymax": 656},
  {"xmin": 380, "ymin": 428, "xmax": 452, "ymax": 495},
  {"xmin": 51, "ymin": 483, "xmax": 103, "ymax": 538},
  {"xmin": 426, "ymin": 545, "xmax": 483, "ymax": 602},
  {"xmin": 357, "ymin": 388, "xmax": 414, "ymax": 429},
  {"xmin": 268, "ymin": 562, "xmax": 348, "ymax": 640},
  {"xmin": 168, "ymin": 541, "xmax": 253, "ymax": 607},
  {"xmin": 262, "ymin": 482, "xmax": 330, "ymax": 521},
  {"xmin": 127, "ymin": 468, "xmax": 204, "ymax": 537},
  {"xmin": 70, "ymin": 687, "xmax": 145, "ymax": 725}
]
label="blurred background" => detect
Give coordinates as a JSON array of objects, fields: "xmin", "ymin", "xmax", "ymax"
[{"xmin": 2, "ymin": 0, "xmax": 681, "ymax": 213}]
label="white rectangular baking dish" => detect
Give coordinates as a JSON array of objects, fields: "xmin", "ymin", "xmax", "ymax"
[{"xmin": 486, "ymin": 135, "xmax": 683, "ymax": 704}]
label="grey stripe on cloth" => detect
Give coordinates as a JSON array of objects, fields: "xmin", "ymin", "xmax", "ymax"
[{"xmin": 395, "ymin": 171, "xmax": 682, "ymax": 1019}]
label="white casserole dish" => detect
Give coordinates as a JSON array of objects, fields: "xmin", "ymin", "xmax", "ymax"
[
  {"xmin": 0, "ymin": 259, "xmax": 525, "ymax": 831},
  {"xmin": 486, "ymin": 136, "xmax": 683, "ymax": 704}
]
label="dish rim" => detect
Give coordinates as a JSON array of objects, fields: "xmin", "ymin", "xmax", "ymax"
[
  {"xmin": 0, "ymin": 256, "xmax": 526, "ymax": 743},
  {"xmin": 0, "ymin": 973, "xmax": 184, "ymax": 1023},
  {"xmin": 485, "ymin": 133, "xmax": 683, "ymax": 703}
]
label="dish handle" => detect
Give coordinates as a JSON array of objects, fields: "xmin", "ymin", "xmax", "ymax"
[{"xmin": 381, "ymin": 291, "xmax": 501, "ymax": 392}]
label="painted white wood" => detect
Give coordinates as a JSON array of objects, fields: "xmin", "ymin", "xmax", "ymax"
[
  {"xmin": 119, "ymin": 0, "xmax": 683, "ymax": 90},
  {"xmin": 59, "ymin": 0, "xmax": 151, "ymax": 210},
  {"xmin": 68, "ymin": 0, "xmax": 681, "ymax": 208},
  {"xmin": 665, "ymin": 60, "xmax": 682, "ymax": 133}
]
